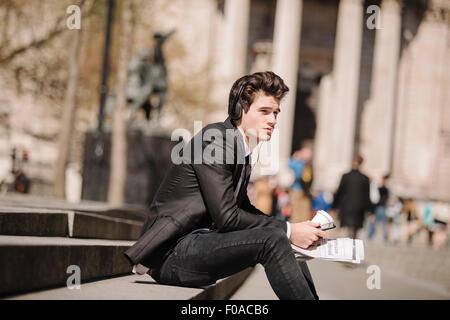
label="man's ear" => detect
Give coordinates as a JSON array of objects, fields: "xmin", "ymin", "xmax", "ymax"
[{"xmin": 237, "ymin": 107, "xmax": 248, "ymax": 123}]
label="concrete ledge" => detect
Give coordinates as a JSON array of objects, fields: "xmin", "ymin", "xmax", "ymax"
[
  {"xmin": 5, "ymin": 270, "xmax": 253, "ymax": 300},
  {"xmin": 0, "ymin": 194, "xmax": 148, "ymax": 222},
  {"xmin": 71, "ymin": 212, "xmax": 143, "ymax": 240},
  {"xmin": 0, "ymin": 208, "xmax": 68, "ymax": 237},
  {"xmin": 0, "ymin": 236, "xmax": 134, "ymax": 296},
  {"xmin": 5, "ymin": 274, "xmax": 204, "ymax": 300},
  {"xmin": 3, "ymin": 254, "xmax": 252, "ymax": 300},
  {"xmin": 0, "ymin": 207, "xmax": 143, "ymax": 240}
]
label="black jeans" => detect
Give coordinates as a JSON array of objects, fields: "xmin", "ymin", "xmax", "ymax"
[{"xmin": 152, "ymin": 227, "xmax": 319, "ymax": 300}]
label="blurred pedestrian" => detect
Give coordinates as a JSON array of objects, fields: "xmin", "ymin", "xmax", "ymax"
[
  {"xmin": 272, "ymin": 185, "xmax": 291, "ymax": 222},
  {"xmin": 423, "ymin": 200, "xmax": 434, "ymax": 246},
  {"xmin": 311, "ymin": 189, "xmax": 332, "ymax": 213},
  {"xmin": 10, "ymin": 147, "xmax": 31, "ymax": 194},
  {"xmin": 330, "ymin": 154, "xmax": 372, "ymax": 239},
  {"xmin": 367, "ymin": 174, "xmax": 390, "ymax": 242},
  {"xmin": 386, "ymin": 195, "xmax": 403, "ymax": 244},
  {"xmin": 288, "ymin": 141, "xmax": 313, "ymax": 223},
  {"xmin": 253, "ymin": 176, "xmax": 273, "ymax": 216},
  {"xmin": 402, "ymin": 198, "xmax": 419, "ymax": 244},
  {"xmin": 430, "ymin": 200, "xmax": 449, "ymax": 250}
]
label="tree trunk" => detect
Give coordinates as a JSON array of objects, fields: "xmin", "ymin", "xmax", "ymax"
[
  {"xmin": 53, "ymin": 1, "xmax": 85, "ymax": 199},
  {"xmin": 107, "ymin": 0, "xmax": 134, "ymax": 205}
]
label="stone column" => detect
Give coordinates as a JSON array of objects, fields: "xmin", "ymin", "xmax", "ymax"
[
  {"xmin": 313, "ymin": 74, "xmax": 334, "ymax": 190},
  {"xmin": 313, "ymin": 0, "xmax": 364, "ymax": 191},
  {"xmin": 331, "ymin": 0, "xmax": 364, "ymax": 173},
  {"xmin": 392, "ymin": 0, "xmax": 450, "ymax": 200},
  {"xmin": 222, "ymin": 0, "xmax": 251, "ymax": 79},
  {"xmin": 272, "ymin": 0, "xmax": 303, "ymax": 173},
  {"xmin": 360, "ymin": 0, "xmax": 402, "ymax": 182},
  {"xmin": 210, "ymin": 0, "xmax": 251, "ymax": 121}
]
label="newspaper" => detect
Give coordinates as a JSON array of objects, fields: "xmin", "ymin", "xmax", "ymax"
[
  {"xmin": 292, "ymin": 238, "xmax": 364, "ymax": 264},
  {"xmin": 291, "ymin": 210, "xmax": 365, "ymax": 264}
]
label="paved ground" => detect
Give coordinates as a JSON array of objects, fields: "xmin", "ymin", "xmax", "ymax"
[{"xmin": 230, "ymin": 260, "xmax": 450, "ymax": 300}]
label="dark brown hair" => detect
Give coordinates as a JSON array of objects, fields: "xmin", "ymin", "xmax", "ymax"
[{"xmin": 228, "ymin": 71, "xmax": 289, "ymax": 113}]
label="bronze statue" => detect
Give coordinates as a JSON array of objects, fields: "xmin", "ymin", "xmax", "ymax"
[{"xmin": 127, "ymin": 30, "xmax": 175, "ymax": 123}]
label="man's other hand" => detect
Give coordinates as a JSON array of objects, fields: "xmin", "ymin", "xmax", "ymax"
[{"xmin": 289, "ymin": 221, "xmax": 326, "ymax": 249}]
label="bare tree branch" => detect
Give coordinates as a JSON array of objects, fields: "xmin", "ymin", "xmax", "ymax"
[
  {"xmin": 0, "ymin": 19, "xmax": 65, "ymax": 64},
  {"xmin": 0, "ymin": 0, "xmax": 92, "ymax": 65}
]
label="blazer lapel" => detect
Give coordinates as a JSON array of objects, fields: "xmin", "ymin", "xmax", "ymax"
[
  {"xmin": 237, "ymin": 155, "xmax": 251, "ymax": 204},
  {"xmin": 224, "ymin": 116, "xmax": 246, "ymax": 190},
  {"xmin": 223, "ymin": 116, "xmax": 251, "ymax": 203},
  {"xmin": 244, "ymin": 155, "xmax": 251, "ymax": 183},
  {"xmin": 233, "ymin": 163, "xmax": 243, "ymax": 189}
]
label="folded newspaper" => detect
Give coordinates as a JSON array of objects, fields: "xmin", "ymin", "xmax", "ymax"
[{"xmin": 291, "ymin": 210, "xmax": 365, "ymax": 264}]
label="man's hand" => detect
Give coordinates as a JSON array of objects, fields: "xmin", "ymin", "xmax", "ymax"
[{"xmin": 289, "ymin": 221, "xmax": 326, "ymax": 249}]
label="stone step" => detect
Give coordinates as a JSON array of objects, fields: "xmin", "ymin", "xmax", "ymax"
[
  {"xmin": 0, "ymin": 235, "xmax": 134, "ymax": 296},
  {"xmin": 0, "ymin": 207, "xmax": 68, "ymax": 237},
  {"xmin": 4, "ymin": 268, "xmax": 253, "ymax": 300},
  {"xmin": 0, "ymin": 206, "xmax": 143, "ymax": 240},
  {"xmin": 0, "ymin": 234, "xmax": 252, "ymax": 300},
  {"xmin": 0, "ymin": 194, "xmax": 148, "ymax": 222}
]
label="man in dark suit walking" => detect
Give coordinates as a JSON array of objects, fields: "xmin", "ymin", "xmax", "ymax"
[
  {"xmin": 331, "ymin": 155, "xmax": 372, "ymax": 239},
  {"xmin": 124, "ymin": 71, "xmax": 325, "ymax": 300}
]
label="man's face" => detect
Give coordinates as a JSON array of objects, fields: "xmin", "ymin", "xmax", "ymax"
[{"xmin": 240, "ymin": 91, "xmax": 280, "ymax": 143}]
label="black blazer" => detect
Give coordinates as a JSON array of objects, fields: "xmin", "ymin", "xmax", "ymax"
[
  {"xmin": 331, "ymin": 169, "xmax": 372, "ymax": 229},
  {"xmin": 124, "ymin": 117, "xmax": 287, "ymax": 268}
]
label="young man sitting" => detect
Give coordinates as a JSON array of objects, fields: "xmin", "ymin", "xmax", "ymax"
[{"xmin": 124, "ymin": 71, "xmax": 325, "ymax": 300}]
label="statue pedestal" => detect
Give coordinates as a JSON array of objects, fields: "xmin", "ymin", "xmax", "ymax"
[{"xmin": 81, "ymin": 125, "xmax": 180, "ymax": 206}]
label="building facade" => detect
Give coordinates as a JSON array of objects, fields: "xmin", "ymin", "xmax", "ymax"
[
  {"xmin": 210, "ymin": 0, "xmax": 450, "ymax": 201},
  {"xmin": 0, "ymin": 0, "xmax": 448, "ymax": 203}
]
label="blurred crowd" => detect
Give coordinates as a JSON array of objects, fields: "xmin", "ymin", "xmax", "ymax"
[{"xmin": 248, "ymin": 143, "xmax": 450, "ymax": 251}]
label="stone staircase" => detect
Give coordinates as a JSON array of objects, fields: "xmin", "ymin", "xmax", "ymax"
[{"xmin": 0, "ymin": 195, "xmax": 251, "ymax": 299}]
